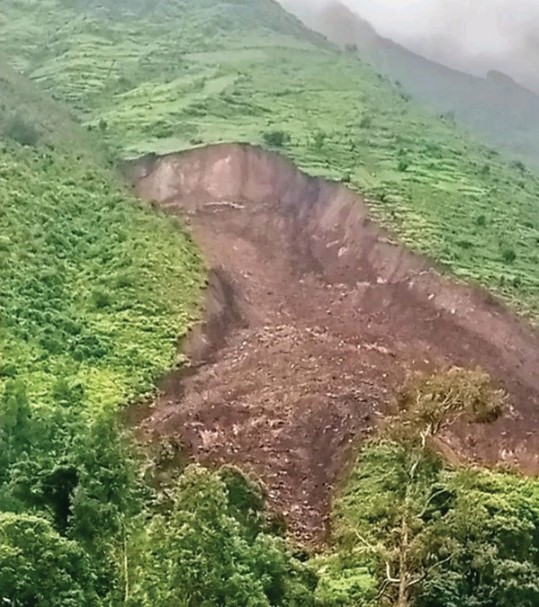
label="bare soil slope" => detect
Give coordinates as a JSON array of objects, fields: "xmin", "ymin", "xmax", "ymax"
[{"xmin": 130, "ymin": 143, "xmax": 539, "ymax": 541}]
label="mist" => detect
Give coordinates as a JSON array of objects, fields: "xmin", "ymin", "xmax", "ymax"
[{"xmin": 281, "ymin": 0, "xmax": 539, "ymax": 91}]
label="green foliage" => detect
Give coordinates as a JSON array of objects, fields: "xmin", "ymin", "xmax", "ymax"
[
  {"xmin": 502, "ymin": 247, "xmax": 517, "ymax": 263},
  {"xmin": 335, "ymin": 442, "xmax": 539, "ymax": 607},
  {"xmin": 332, "ymin": 369, "xmax": 536, "ymax": 607},
  {"xmin": 2, "ymin": 113, "xmax": 40, "ymax": 146},
  {"xmin": 314, "ymin": 553, "xmax": 377, "ymax": 606},
  {"xmin": 0, "ymin": 512, "xmax": 97, "ymax": 606},
  {"xmin": 0, "ymin": 47, "xmax": 204, "ymax": 603},
  {"xmin": 313, "ymin": 130, "xmax": 327, "ymax": 150},
  {"xmin": 417, "ymin": 470, "xmax": 539, "ymax": 607},
  {"xmin": 397, "ymin": 158, "xmax": 410, "ymax": 172},
  {"xmin": 129, "ymin": 465, "xmax": 318, "ymax": 607},
  {"xmin": 263, "ymin": 129, "xmax": 291, "ymax": 148}
]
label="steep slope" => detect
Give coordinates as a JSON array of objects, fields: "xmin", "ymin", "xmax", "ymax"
[
  {"xmin": 0, "ymin": 57, "xmax": 204, "ymax": 410},
  {"xmin": 131, "ymin": 143, "xmax": 539, "ymax": 540},
  {"xmin": 1, "ymin": 0, "xmax": 538, "ymax": 324},
  {"xmin": 0, "ymin": 58, "xmax": 204, "ymax": 600},
  {"xmin": 287, "ymin": 0, "xmax": 539, "ymax": 166}
]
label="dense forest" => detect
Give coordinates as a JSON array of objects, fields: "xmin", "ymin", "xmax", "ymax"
[{"xmin": 0, "ymin": 1, "xmax": 538, "ymax": 605}]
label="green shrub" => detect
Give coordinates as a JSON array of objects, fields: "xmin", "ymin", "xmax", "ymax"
[
  {"xmin": 262, "ymin": 129, "xmax": 290, "ymax": 148},
  {"xmin": 476, "ymin": 214, "xmax": 487, "ymax": 227},
  {"xmin": 313, "ymin": 129, "xmax": 326, "ymax": 150},
  {"xmin": 502, "ymin": 247, "xmax": 517, "ymax": 263},
  {"xmin": 359, "ymin": 116, "xmax": 372, "ymax": 129},
  {"xmin": 2, "ymin": 113, "xmax": 40, "ymax": 146},
  {"xmin": 398, "ymin": 158, "xmax": 410, "ymax": 172}
]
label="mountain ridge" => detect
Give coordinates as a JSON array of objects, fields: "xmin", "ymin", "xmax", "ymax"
[{"xmin": 286, "ymin": 0, "xmax": 539, "ymax": 165}]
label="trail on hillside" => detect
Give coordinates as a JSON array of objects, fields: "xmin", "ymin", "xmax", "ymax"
[{"xmin": 131, "ymin": 144, "xmax": 539, "ymax": 542}]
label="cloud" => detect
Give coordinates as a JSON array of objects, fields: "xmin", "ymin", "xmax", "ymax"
[{"xmin": 281, "ymin": 0, "xmax": 539, "ymax": 89}]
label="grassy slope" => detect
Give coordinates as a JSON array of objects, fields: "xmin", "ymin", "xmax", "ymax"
[
  {"xmin": 0, "ymin": 57, "xmax": 204, "ymax": 414},
  {"xmin": 1, "ymin": 0, "xmax": 537, "ymax": 322}
]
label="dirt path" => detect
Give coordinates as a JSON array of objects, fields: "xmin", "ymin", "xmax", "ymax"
[{"xmin": 130, "ymin": 144, "xmax": 539, "ymax": 543}]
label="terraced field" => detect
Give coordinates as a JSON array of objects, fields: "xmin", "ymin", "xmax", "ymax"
[{"xmin": 1, "ymin": 0, "xmax": 538, "ymax": 322}]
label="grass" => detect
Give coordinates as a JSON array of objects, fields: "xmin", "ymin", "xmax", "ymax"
[{"xmin": 1, "ymin": 0, "xmax": 537, "ymax": 322}]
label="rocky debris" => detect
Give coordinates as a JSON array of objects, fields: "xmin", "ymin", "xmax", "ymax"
[{"xmin": 133, "ymin": 144, "xmax": 539, "ymax": 544}]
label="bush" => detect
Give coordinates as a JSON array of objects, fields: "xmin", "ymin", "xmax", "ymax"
[
  {"xmin": 476, "ymin": 214, "xmax": 487, "ymax": 227},
  {"xmin": 397, "ymin": 158, "xmax": 410, "ymax": 172},
  {"xmin": 262, "ymin": 129, "xmax": 290, "ymax": 148},
  {"xmin": 313, "ymin": 129, "xmax": 326, "ymax": 150},
  {"xmin": 2, "ymin": 113, "xmax": 40, "ymax": 146},
  {"xmin": 359, "ymin": 116, "xmax": 372, "ymax": 129},
  {"xmin": 502, "ymin": 247, "xmax": 517, "ymax": 263}
]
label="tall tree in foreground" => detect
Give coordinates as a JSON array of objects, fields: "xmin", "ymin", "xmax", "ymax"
[{"xmin": 333, "ymin": 367, "xmax": 539, "ymax": 607}]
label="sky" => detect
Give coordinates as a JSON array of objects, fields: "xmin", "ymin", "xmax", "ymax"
[{"xmin": 280, "ymin": 0, "xmax": 539, "ymax": 90}]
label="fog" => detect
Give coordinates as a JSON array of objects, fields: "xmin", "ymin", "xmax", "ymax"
[{"xmin": 280, "ymin": 0, "xmax": 539, "ymax": 91}]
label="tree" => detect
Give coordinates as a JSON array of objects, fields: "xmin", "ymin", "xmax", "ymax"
[
  {"xmin": 0, "ymin": 379, "xmax": 32, "ymax": 471},
  {"xmin": 129, "ymin": 465, "xmax": 318, "ymax": 607},
  {"xmin": 417, "ymin": 470, "xmax": 539, "ymax": 607},
  {"xmin": 313, "ymin": 130, "xmax": 326, "ymax": 150},
  {"xmin": 2, "ymin": 114, "xmax": 40, "ymax": 146},
  {"xmin": 0, "ymin": 512, "xmax": 96, "ymax": 606},
  {"xmin": 262, "ymin": 130, "xmax": 290, "ymax": 148},
  {"xmin": 335, "ymin": 368, "xmax": 506, "ymax": 607}
]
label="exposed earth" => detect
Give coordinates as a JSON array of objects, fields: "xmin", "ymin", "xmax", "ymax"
[{"xmin": 129, "ymin": 143, "xmax": 539, "ymax": 543}]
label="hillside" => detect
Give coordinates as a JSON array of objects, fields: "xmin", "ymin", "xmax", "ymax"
[
  {"xmin": 1, "ymin": 1, "xmax": 539, "ymax": 605},
  {"xmin": 1, "ymin": 0, "xmax": 538, "ymax": 323},
  {"xmin": 287, "ymin": 0, "xmax": 539, "ymax": 166},
  {"xmin": 0, "ymin": 55, "xmax": 204, "ymax": 408},
  {"xmin": 0, "ymin": 57, "xmax": 209, "ymax": 602}
]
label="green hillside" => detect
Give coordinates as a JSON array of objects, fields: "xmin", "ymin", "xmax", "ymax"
[
  {"xmin": 1, "ymin": 1, "xmax": 539, "ymax": 605},
  {"xmin": 0, "ymin": 58, "xmax": 208, "ymax": 602},
  {"xmin": 0, "ymin": 56, "xmax": 204, "ymax": 411},
  {"xmin": 1, "ymin": 0, "xmax": 538, "ymax": 321}
]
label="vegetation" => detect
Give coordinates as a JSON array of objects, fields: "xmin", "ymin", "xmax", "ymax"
[
  {"xmin": 129, "ymin": 465, "xmax": 318, "ymax": 607},
  {"xmin": 1, "ymin": 0, "xmax": 537, "ymax": 321},
  {"xmin": 2, "ymin": 113, "xmax": 40, "ymax": 146},
  {"xmin": 0, "ymin": 58, "xmax": 204, "ymax": 603},
  {"xmin": 330, "ymin": 369, "xmax": 539, "ymax": 607},
  {"xmin": 0, "ymin": 1, "xmax": 539, "ymax": 605}
]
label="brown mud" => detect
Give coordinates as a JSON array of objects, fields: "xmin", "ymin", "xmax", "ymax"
[{"xmin": 128, "ymin": 143, "xmax": 539, "ymax": 542}]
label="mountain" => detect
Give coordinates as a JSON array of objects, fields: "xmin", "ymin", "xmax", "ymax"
[
  {"xmin": 0, "ymin": 1, "xmax": 538, "ymax": 604},
  {"xmin": 0, "ymin": 0, "xmax": 538, "ymax": 321},
  {"xmin": 286, "ymin": 0, "xmax": 539, "ymax": 166}
]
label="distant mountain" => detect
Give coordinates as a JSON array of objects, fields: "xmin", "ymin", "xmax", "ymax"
[{"xmin": 288, "ymin": 0, "xmax": 539, "ymax": 165}]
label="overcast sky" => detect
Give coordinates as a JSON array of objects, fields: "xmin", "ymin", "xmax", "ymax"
[{"xmin": 281, "ymin": 0, "xmax": 539, "ymax": 90}]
